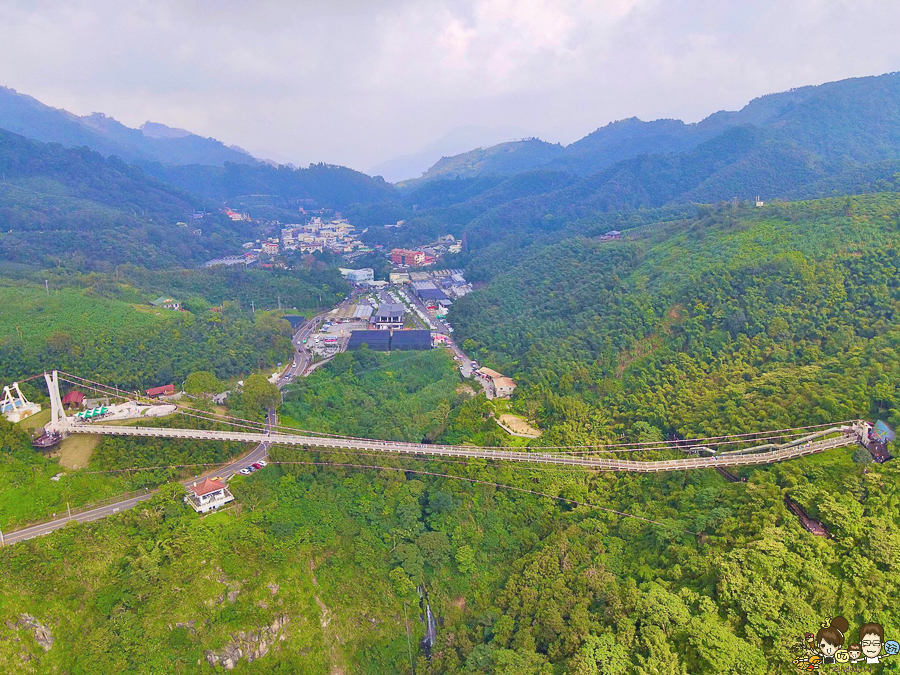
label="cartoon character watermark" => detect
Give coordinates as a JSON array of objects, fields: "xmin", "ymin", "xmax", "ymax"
[
  {"xmin": 817, "ymin": 617, "xmax": 849, "ymax": 664},
  {"xmin": 790, "ymin": 618, "xmax": 897, "ymax": 669}
]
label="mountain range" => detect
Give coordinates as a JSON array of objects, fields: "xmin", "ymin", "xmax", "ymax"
[
  {"xmin": 409, "ymin": 72, "xmax": 900, "ymax": 184},
  {"xmin": 4, "ymin": 72, "xmax": 900, "ymax": 268},
  {"xmin": 0, "ymin": 86, "xmax": 258, "ymax": 168}
]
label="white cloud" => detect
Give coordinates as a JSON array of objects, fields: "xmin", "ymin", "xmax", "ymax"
[{"xmin": 0, "ymin": 0, "xmax": 898, "ymax": 170}]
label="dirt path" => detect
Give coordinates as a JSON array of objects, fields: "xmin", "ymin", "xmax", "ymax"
[{"xmin": 497, "ymin": 414, "xmax": 541, "ymax": 438}]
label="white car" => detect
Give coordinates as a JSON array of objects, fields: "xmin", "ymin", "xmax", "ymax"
[{"xmin": 257, "ymin": 460, "xmax": 268, "ymax": 467}]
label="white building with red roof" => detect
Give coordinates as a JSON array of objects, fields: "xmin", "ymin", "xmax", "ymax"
[{"xmin": 185, "ymin": 477, "xmax": 234, "ymax": 513}]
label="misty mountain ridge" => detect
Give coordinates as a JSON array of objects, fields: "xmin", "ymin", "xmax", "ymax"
[
  {"xmin": 412, "ymin": 71, "xmax": 900, "ymax": 183},
  {"xmin": 369, "ymin": 124, "xmax": 534, "ymax": 183},
  {"xmin": 0, "ymin": 86, "xmax": 259, "ymax": 167}
]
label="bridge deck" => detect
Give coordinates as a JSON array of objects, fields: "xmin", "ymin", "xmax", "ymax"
[{"xmin": 67, "ymin": 425, "xmax": 857, "ymax": 473}]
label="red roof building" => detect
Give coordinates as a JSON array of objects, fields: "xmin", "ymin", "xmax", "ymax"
[
  {"xmin": 185, "ymin": 477, "xmax": 234, "ymax": 513},
  {"xmin": 146, "ymin": 384, "xmax": 176, "ymax": 398},
  {"xmin": 61, "ymin": 391, "xmax": 84, "ymax": 408},
  {"xmin": 190, "ymin": 477, "xmax": 227, "ymax": 497}
]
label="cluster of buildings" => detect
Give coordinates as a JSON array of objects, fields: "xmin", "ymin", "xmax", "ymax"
[
  {"xmin": 389, "ymin": 237, "xmax": 461, "ymax": 268},
  {"xmin": 225, "ymin": 209, "xmax": 250, "ymax": 222},
  {"xmin": 205, "ymin": 216, "xmax": 370, "ymax": 268},
  {"xmin": 150, "ymin": 296, "xmax": 182, "ymax": 311},
  {"xmin": 280, "ymin": 217, "xmax": 367, "ymax": 255},
  {"xmin": 399, "ymin": 270, "xmax": 472, "ymax": 318}
]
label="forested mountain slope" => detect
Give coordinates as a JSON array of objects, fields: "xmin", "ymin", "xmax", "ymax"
[
  {"xmin": 415, "ymin": 72, "xmax": 900, "ymax": 182},
  {"xmin": 0, "ymin": 129, "xmax": 241, "ymax": 267},
  {"xmin": 453, "ymin": 193, "xmax": 900, "ymax": 443},
  {"xmin": 0, "ymin": 86, "xmax": 258, "ymax": 167},
  {"xmin": 0, "ymin": 193, "xmax": 897, "ymax": 674},
  {"xmin": 148, "ymin": 161, "xmax": 397, "ymax": 214},
  {"xmin": 409, "ymin": 139, "xmax": 564, "ymax": 184}
]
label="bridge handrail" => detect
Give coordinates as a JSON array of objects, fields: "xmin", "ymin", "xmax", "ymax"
[{"xmin": 70, "ymin": 423, "xmax": 860, "ymax": 473}]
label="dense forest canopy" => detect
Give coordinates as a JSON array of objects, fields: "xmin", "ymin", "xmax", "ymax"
[
  {"xmin": 0, "ymin": 129, "xmax": 246, "ymax": 267},
  {"xmin": 0, "ymin": 265, "xmax": 347, "ymax": 387},
  {"xmin": 0, "ymin": 73, "xmax": 899, "ymax": 674}
]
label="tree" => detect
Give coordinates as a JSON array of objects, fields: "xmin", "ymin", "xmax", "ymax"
[
  {"xmin": 184, "ymin": 370, "xmax": 222, "ymax": 396},
  {"xmin": 456, "ymin": 544, "xmax": 476, "ymax": 575},
  {"xmin": 852, "ymin": 447, "xmax": 873, "ymax": 464},
  {"xmin": 242, "ymin": 374, "xmax": 280, "ymax": 413}
]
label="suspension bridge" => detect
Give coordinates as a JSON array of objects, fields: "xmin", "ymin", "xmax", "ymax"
[
  {"xmin": 29, "ymin": 371, "xmax": 880, "ymax": 473},
  {"xmin": 0, "ymin": 370, "xmax": 891, "ymax": 547}
]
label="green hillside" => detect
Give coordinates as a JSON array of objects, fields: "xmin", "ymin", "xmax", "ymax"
[
  {"xmin": 0, "ymin": 193, "xmax": 897, "ymax": 673},
  {"xmin": 452, "ymin": 192, "xmax": 900, "ymax": 442},
  {"xmin": 0, "ymin": 266, "xmax": 348, "ymax": 387},
  {"xmin": 0, "ymin": 128, "xmax": 243, "ymax": 267}
]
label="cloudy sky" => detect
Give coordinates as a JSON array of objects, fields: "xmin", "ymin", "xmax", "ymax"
[{"xmin": 2, "ymin": 0, "xmax": 899, "ymax": 172}]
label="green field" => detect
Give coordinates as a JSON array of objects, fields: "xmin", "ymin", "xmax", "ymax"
[{"xmin": 0, "ymin": 281, "xmax": 166, "ymax": 346}]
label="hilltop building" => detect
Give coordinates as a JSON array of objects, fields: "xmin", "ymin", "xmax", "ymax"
[
  {"xmin": 150, "ymin": 296, "xmax": 181, "ymax": 311},
  {"xmin": 185, "ymin": 477, "xmax": 234, "ymax": 513},
  {"xmin": 478, "ymin": 367, "xmax": 517, "ymax": 399}
]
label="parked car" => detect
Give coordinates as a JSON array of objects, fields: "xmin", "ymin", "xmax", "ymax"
[
  {"xmin": 257, "ymin": 460, "xmax": 268, "ymax": 467},
  {"xmin": 239, "ymin": 468, "xmax": 252, "ymax": 475},
  {"xmin": 252, "ymin": 463, "xmax": 262, "ymax": 470}
]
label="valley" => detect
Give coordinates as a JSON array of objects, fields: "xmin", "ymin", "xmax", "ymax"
[{"xmin": 0, "ymin": 69, "xmax": 897, "ymax": 674}]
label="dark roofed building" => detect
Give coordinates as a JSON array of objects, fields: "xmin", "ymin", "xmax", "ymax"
[
  {"xmin": 390, "ymin": 329, "xmax": 434, "ymax": 351},
  {"xmin": 374, "ymin": 303, "xmax": 405, "ymax": 329},
  {"xmin": 348, "ymin": 330, "xmax": 391, "ymax": 351},
  {"xmin": 417, "ymin": 288, "xmax": 449, "ymax": 302}
]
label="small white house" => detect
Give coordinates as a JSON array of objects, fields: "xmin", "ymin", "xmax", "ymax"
[{"xmin": 185, "ymin": 477, "xmax": 234, "ymax": 513}]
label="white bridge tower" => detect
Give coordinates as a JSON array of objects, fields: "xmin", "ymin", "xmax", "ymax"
[{"xmin": 44, "ymin": 371, "xmax": 69, "ymax": 434}]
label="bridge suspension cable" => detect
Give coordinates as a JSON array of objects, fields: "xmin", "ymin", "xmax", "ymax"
[{"xmin": 55, "ymin": 371, "xmax": 853, "ymax": 455}]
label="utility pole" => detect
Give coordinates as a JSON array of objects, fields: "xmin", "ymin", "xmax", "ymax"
[
  {"xmin": 251, "ymin": 300, "xmax": 256, "ymax": 317},
  {"xmin": 67, "ymin": 502, "xmax": 71, "ymax": 518},
  {"xmin": 44, "ymin": 279, "xmax": 50, "ymax": 296},
  {"xmin": 0, "ymin": 528, "xmax": 4, "ymax": 546},
  {"xmin": 277, "ymin": 294, "xmax": 282, "ymax": 311}
]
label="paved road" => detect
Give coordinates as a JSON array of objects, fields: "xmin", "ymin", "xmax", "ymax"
[
  {"xmin": 3, "ymin": 316, "xmax": 314, "ymax": 547},
  {"xmin": 279, "ymin": 313, "xmax": 326, "ymax": 386},
  {"xmin": 2, "ymin": 439, "xmax": 271, "ymax": 546}
]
